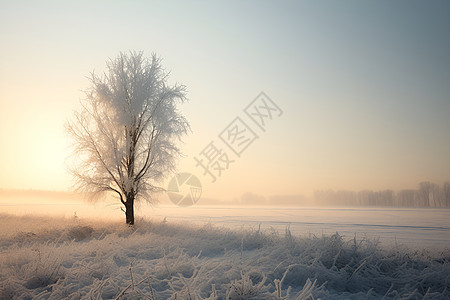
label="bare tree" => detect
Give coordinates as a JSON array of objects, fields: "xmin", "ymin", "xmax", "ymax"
[
  {"xmin": 430, "ymin": 183, "xmax": 442, "ymax": 207},
  {"xmin": 418, "ymin": 181, "xmax": 431, "ymax": 207},
  {"xmin": 67, "ymin": 51, "xmax": 189, "ymax": 225},
  {"xmin": 443, "ymin": 182, "xmax": 450, "ymax": 207},
  {"xmin": 397, "ymin": 189, "xmax": 416, "ymax": 207}
]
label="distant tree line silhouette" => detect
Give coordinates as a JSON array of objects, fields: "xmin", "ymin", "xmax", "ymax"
[{"xmin": 314, "ymin": 181, "xmax": 450, "ymax": 208}]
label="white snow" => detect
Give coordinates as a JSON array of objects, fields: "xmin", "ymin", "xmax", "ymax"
[{"xmin": 0, "ymin": 212, "xmax": 449, "ymax": 299}]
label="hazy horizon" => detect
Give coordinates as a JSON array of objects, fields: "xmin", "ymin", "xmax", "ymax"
[{"xmin": 1, "ymin": 179, "xmax": 448, "ymax": 208}]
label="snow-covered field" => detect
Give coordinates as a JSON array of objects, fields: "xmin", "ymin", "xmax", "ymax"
[
  {"xmin": 2, "ymin": 197, "xmax": 450, "ymax": 250},
  {"xmin": 148, "ymin": 206, "xmax": 450, "ymax": 251},
  {"xmin": 1, "ymin": 211, "xmax": 449, "ymax": 299}
]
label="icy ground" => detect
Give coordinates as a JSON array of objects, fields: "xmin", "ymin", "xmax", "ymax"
[
  {"xmin": 146, "ymin": 206, "xmax": 450, "ymax": 250},
  {"xmin": 0, "ymin": 214, "xmax": 449, "ymax": 299}
]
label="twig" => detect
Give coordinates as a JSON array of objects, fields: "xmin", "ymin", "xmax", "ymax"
[
  {"xmin": 129, "ymin": 266, "xmax": 135, "ymax": 290},
  {"xmin": 147, "ymin": 277, "xmax": 156, "ymax": 300},
  {"xmin": 114, "ymin": 277, "xmax": 149, "ymax": 300}
]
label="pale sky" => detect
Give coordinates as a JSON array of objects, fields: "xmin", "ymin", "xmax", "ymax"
[{"xmin": 1, "ymin": 0, "xmax": 449, "ymax": 202}]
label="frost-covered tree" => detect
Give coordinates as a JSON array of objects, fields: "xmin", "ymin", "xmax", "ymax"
[{"xmin": 67, "ymin": 51, "xmax": 189, "ymax": 225}]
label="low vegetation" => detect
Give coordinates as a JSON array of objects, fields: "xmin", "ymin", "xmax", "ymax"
[{"xmin": 0, "ymin": 214, "xmax": 449, "ymax": 299}]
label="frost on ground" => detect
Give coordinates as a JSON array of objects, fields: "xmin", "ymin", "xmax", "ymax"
[{"xmin": 0, "ymin": 214, "xmax": 449, "ymax": 299}]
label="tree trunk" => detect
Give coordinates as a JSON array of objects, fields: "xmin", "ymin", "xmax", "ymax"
[{"xmin": 125, "ymin": 196, "xmax": 135, "ymax": 226}]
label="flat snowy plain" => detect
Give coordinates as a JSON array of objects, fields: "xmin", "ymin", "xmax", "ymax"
[{"xmin": 1, "ymin": 200, "xmax": 449, "ymax": 299}]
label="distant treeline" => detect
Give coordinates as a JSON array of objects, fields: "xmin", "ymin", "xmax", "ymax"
[{"xmin": 314, "ymin": 182, "xmax": 450, "ymax": 208}]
